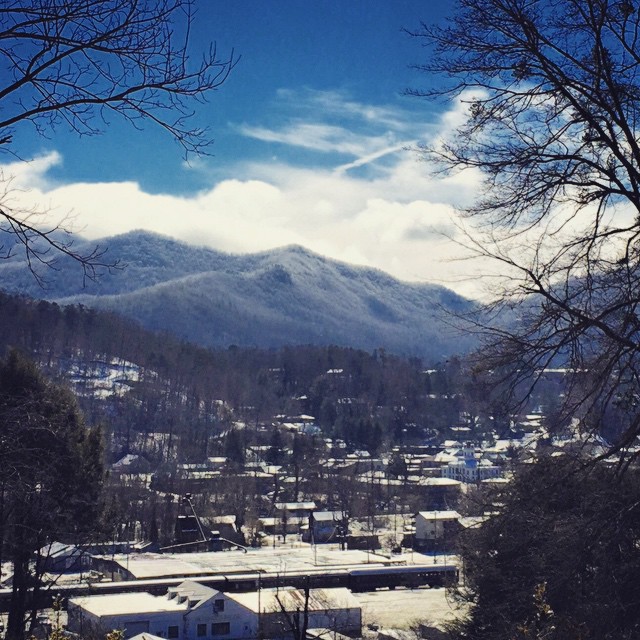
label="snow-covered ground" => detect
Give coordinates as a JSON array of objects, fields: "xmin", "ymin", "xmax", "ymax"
[
  {"xmin": 356, "ymin": 587, "xmax": 466, "ymax": 631},
  {"xmin": 66, "ymin": 356, "xmax": 147, "ymax": 398}
]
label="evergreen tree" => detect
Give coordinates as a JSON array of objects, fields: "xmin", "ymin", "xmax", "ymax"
[
  {"xmin": 450, "ymin": 455, "xmax": 640, "ymax": 639},
  {"xmin": 223, "ymin": 427, "xmax": 245, "ymax": 467},
  {"xmin": 0, "ymin": 351, "xmax": 103, "ymax": 640},
  {"xmin": 266, "ymin": 427, "xmax": 285, "ymax": 466},
  {"xmin": 386, "ymin": 452, "xmax": 408, "ymax": 480}
]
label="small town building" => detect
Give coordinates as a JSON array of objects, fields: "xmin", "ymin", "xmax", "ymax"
[
  {"xmin": 417, "ymin": 477, "xmax": 462, "ymax": 510},
  {"xmin": 263, "ymin": 502, "xmax": 318, "ymax": 538},
  {"xmin": 68, "ymin": 580, "xmax": 361, "ymax": 640},
  {"xmin": 303, "ymin": 511, "xmax": 347, "ymax": 544},
  {"xmin": 68, "ymin": 581, "xmax": 253, "ymax": 640},
  {"xmin": 39, "ymin": 541, "xmax": 91, "ymax": 573},
  {"xmin": 273, "ymin": 502, "xmax": 317, "ymax": 519},
  {"xmin": 414, "ymin": 511, "xmax": 462, "ymax": 552},
  {"xmin": 230, "ymin": 587, "xmax": 361, "ymax": 638},
  {"xmin": 89, "ymin": 547, "xmax": 402, "ymax": 583},
  {"xmin": 111, "ymin": 454, "xmax": 152, "ymax": 475},
  {"xmin": 257, "ymin": 515, "xmax": 307, "ymax": 536}
]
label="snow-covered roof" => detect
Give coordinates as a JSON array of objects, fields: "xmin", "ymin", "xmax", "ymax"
[
  {"xmin": 72, "ymin": 581, "xmax": 220, "ymax": 618},
  {"xmin": 97, "ymin": 548, "xmax": 401, "ymax": 581},
  {"xmin": 312, "ymin": 511, "xmax": 346, "ymax": 522},
  {"xmin": 209, "ymin": 515, "xmax": 236, "ymax": 525},
  {"xmin": 458, "ymin": 516, "xmax": 488, "ymax": 529},
  {"xmin": 494, "ymin": 439, "xmax": 520, "ymax": 450},
  {"xmin": 420, "ymin": 477, "xmax": 462, "ymax": 487},
  {"xmin": 229, "ymin": 587, "xmax": 359, "ymax": 613},
  {"xmin": 40, "ymin": 541, "xmax": 80, "ymax": 558},
  {"xmin": 416, "ymin": 510, "xmax": 461, "ymax": 521},
  {"xmin": 258, "ymin": 516, "xmax": 307, "ymax": 527},
  {"xmin": 70, "ymin": 592, "xmax": 187, "ymax": 616},
  {"xmin": 348, "ymin": 450, "xmax": 371, "ymax": 458},
  {"xmin": 167, "ymin": 580, "xmax": 217, "ymax": 608},
  {"xmin": 275, "ymin": 501, "xmax": 316, "ymax": 511},
  {"xmin": 112, "ymin": 454, "xmax": 141, "ymax": 468},
  {"xmin": 433, "ymin": 452, "xmax": 458, "ymax": 464},
  {"xmin": 130, "ymin": 634, "xmax": 166, "ymax": 640}
]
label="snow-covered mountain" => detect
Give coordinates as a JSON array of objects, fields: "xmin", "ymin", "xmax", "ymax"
[{"xmin": 0, "ymin": 230, "xmax": 477, "ymax": 359}]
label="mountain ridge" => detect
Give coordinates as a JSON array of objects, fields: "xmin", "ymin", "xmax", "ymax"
[{"xmin": 0, "ymin": 230, "xmax": 476, "ymax": 359}]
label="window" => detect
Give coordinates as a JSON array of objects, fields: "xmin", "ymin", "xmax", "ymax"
[
  {"xmin": 168, "ymin": 626, "xmax": 179, "ymax": 639},
  {"xmin": 197, "ymin": 624, "xmax": 207, "ymax": 637},
  {"xmin": 211, "ymin": 622, "xmax": 230, "ymax": 636},
  {"xmin": 214, "ymin": 599, "xmax": 225, "ymax": 612}
]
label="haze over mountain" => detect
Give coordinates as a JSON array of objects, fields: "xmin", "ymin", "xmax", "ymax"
[{"xmin": 0, "ymin": 231, "xmax": 476, "ymax": 360}]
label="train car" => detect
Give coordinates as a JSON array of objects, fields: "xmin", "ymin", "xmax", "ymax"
[
  {"xmin": 0, "ymin": 563, "xmax": 459, "ymax": 612},
  {"xmin": 348, "ymin": 564, "xmax": 458, "ymax": 592}
]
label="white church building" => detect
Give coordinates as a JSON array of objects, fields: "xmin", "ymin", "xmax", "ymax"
[{"xmin": 441, "ymin": 443, "xmax": 502, "ymax": 483}]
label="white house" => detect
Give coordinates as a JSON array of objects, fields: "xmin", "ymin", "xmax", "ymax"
[
  {"xmin": 68, "ymin": 581, "xmax": 255, "ymax": 640},
  {"xmin": 68, "ymin": 581, "xmax": 361, "ymax": 640}
]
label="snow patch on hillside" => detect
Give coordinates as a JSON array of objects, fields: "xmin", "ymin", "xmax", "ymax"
[{"xmin": 66, "ymin": 356, "xmax": 150, "ymax": 398}]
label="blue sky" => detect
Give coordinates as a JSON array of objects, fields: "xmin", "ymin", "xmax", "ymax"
[{"xmin": 3, "ymin": 1, "xmax": 491, "ymax": 298}]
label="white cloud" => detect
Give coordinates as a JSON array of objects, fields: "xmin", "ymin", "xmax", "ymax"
[
  {"xmin": 274, "ymin": 88, "xmax": 412, "ymax": 130},
  {"xmin": 0, "ymin": 91, "xmax": 491, "ymax": 299},
  {"xmin": 237, "ymin": 121, "xmax": 401, "ymax": 158},
  {"xmin": 0, "ymin": 151, "xmax": 61, "ymax": 190}
]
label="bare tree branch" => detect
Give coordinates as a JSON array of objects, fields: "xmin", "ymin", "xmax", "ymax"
[
  {"xmin": 0, "ymin": 0, "xmax": 236, "ymax": 283},
  {"xmin": 409, "ymin": 0, "xmax": 640, "ymax": 454}
]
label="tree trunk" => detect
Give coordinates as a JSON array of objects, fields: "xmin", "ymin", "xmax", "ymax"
[{"xmin": 7, "ymin": 548, "xmax": 30, "ymax": 640}]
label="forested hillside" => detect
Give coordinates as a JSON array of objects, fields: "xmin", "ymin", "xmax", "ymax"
[{"xmin": 0, "ymin": 292, "xmax": 489, "ymax": 465}]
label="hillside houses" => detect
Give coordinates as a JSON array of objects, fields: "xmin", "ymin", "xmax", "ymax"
[
  {"xmin": 124, "ymin": 427, "xmax": 517, "ymax": 553},
  {"xmin": 1, "ymin": 289, "xmax": 608, "ymax": 640},
  {"xmin": 102, "ymin": 387, "xmax": 545, "ymax": 561}
]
